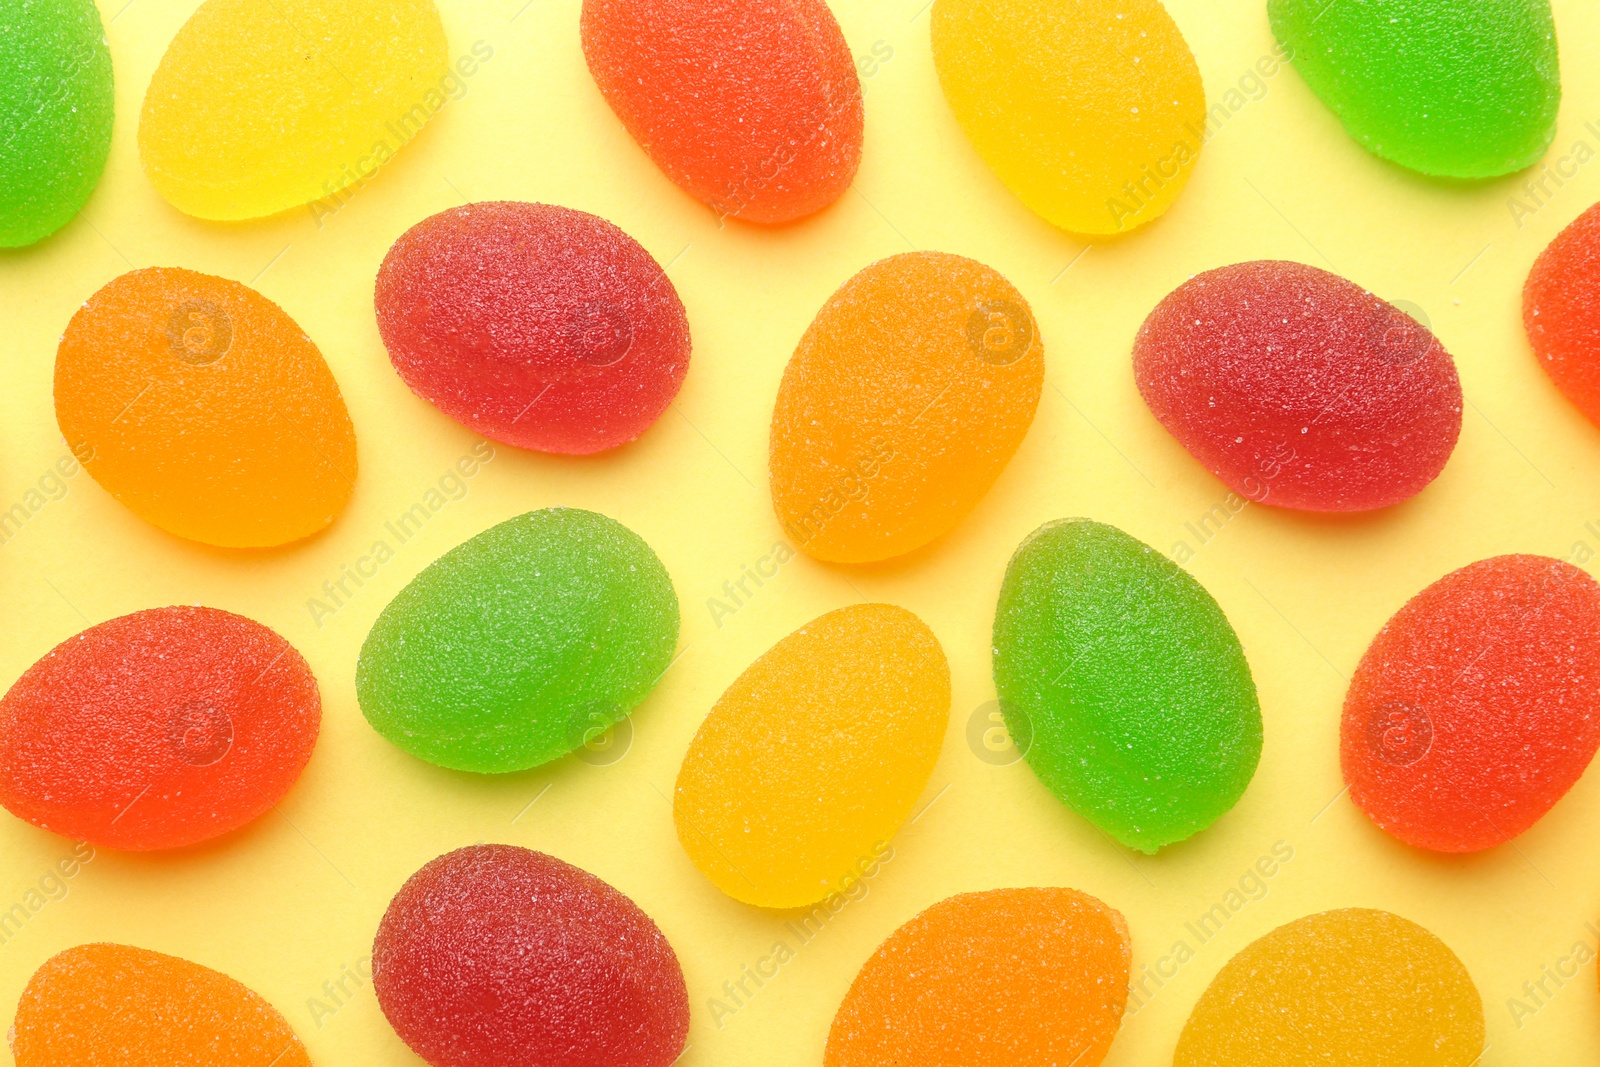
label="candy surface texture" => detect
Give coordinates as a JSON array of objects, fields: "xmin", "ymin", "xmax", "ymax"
[
  {"xmin": 675, "ymin": 603, "xmax": 949, "ymax": 907},
  {"xmin": 1525, "ymin": 201, "xmax": 1600, "ymax": 426},
  {"xmin": 1135, "ymin": 260, "xmax": 1462, "ymax": 511},
  {"xmin": 0, "ymin": 0, "xmax": 113, "ymax": 246},
  {"xmin": 1342, "ymin": 554, "xmax": 1600, "ymax": 852},
  {"xmin": 11, "ymin": 943, "xmax": 312, "ymax": 1066},
  {"xmin": 358, "ymin": 508, "xmax": 679, "ymax": 773},
  {"xmin": 376, "ymin": 202, "xmax": 691, "ymax": 454},
  {"xmin": 770, "ymin": 251, "xmax": 1043, "ymax": 562},
  {"xmin": 581, "ymin": 0, "xmax": 862, "ymax": 223},
  {"xmin": 374, "ymin": 844, "xmax": 688, "ymax": 1067},
  {"xmin": 825, "ymin": 888, "xmax": 1130, "ymax": 1067},
  {"xmin": 139, "ymin": 0, "xmax": 448, "ymax": 219},
  {"xmin": 1174, "ymin": 909, "xmax": 1484, "ymax": 1066},
  {"xmin": 993, "ymin": 519, "xmax": 1261, "ymax": 852},
  {"xmin": 1270, "ymin": 0, "xmax": 1559, "ymax": 178}
]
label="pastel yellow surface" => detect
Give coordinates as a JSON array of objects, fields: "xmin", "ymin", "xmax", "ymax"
[{"xmin": 3, "ymin": 1, "xmax": 1600, "ymax": 1065}]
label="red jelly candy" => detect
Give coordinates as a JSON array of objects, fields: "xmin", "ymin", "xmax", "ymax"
[
  {"xmin": 374, "ymin": 202, "xmax": 691, "ymax": 455},
  {"xmin": 581, "ymin": 0, "xmax": 863, "ymax": 224},
  {"xmin": 1342, "ymin": 555, "xmax": 1600, "ymax": 852},
  {"xmin": 0, "ymin": 606, "xmax": 320, "ymax": 851},
  {"xmin": 1525, "ymin": 201, "xmax": 1600, "ymax": 426},
  {"xmin": 1135, "ymin": 260, "xmax": 1463, "ymax": 511},
  {"xmin": 373, "ymin": 844, "xmax": 690, "ymax": 1067}
]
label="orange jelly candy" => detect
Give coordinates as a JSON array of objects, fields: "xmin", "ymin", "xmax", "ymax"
[
  {"xmin": 55, "ymin": 267, "xmax": 358, "ymax": 547},
  {"xmin": 825, "ymin": 888, "xmax": 1130, "ymax": 1067},
  {"xmin": 10, "ymin": 943, "xmax": 312, "ymax": 1066},
  {"xmin": 1525, "ymin": 200, "xmax": 1600, "ymax": 427}
]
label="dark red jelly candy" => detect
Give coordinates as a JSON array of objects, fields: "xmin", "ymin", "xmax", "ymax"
[
  {"xmin": 1342, "ymin": 555, "xmax": 1600, "ymax": 852},
  {"xmin": 374, "ymin": 201, "xmax": 691, "ymax": 455},
  {"xmin": 1134, "ymin": 260, "xmax": 1462, "ymax": 511},
  {"xmin": 373, "ymin": 844, "xmax": 690, "ymax": 1067}
]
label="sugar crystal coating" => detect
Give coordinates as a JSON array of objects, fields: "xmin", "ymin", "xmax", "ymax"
[
  {"xmin": 0, "ymin": 0, "xmax": 113, "ymax": 247},
  {"xmin": 373, "ymin": 844, "xmax": 689, "ymax": 1067},
  {"xmin": 581, "ymin": 0, "xmax": 862, "ymax": 224},
  {"xmin": 375, "ymin": 202, "xmax": 691, "ymax": 454},
  {"xmin": 932, "ymin": 0, "xmax": 1205, "ymax": 235},
  {"xmin": 825, "ymin": 888, "xmax": 1130, "ymax": 1067},
  {"xmin": 11, "ymin": 943, "xmax": 312, "ymax": 1066},
  {"xmin": 357, "ymin": 508, "xmax": 679, "ymax": 773},
  {"xmin": 993, "ymin": 519, "xmax": 1262, "ymax": 852},
  {"xmin": 1270, "ymin": 0, "xmax": 1559, "ymax": 178},
  {"xmin": 770, "ymin": 252, "xmax": 1044, "ymax": 563},
  {"xmin": 1174, "ymin": 909, "xmax": 1484, "ymax": 1065},
  {"xmin": 1135, "ymin": 260, "xmax": 1462, "ymax": 511},
  {"xmin": 55, "ymin": 266, "xmax": 358, "ymax": 547},
  {"xmin": 138, "ymin": 0, "xmax": 447, "ymax": 220},
  {"xmin": 1342, "ymin": 554, "xmax": 1600, "ymax": 852},
  {"xmin": 1525, "ymin": 200, "xmax": 1600, "ymax": 426},
  {"xmin": 674, "ymin": 604, "xmax": 949, "ymax": 907},
  {"xmin": 0, "ymin": 606, "xmax": 320, "ymax": 851}
]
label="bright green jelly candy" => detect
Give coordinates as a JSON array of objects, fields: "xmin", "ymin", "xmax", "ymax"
[
  {"xmin": 1270, "ymin": 0, "xmax": 1559, "ymax": 178},
  {"xmin": 992, "ymin": 519, "xmax": 1262, "ymax": 852},
  {"xmin": 357, "ymin": 508, "xmax": 679, "ymax": 773},
  {"xmin": 1, "ymin": 0, "xmax": 113, "ymax": 247}
]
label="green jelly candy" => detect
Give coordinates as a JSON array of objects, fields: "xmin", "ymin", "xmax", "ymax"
[
  {"xmin": 1, "ymin": 0, "xmax": 113, "ymax": 247},
  {"xmin": 992, "ymin": 519, "xmax": 1262, "ymax": 852},
  {"xmin": 1270, "ymin": 0, "xmax": 1559, "ymax": 178},
  {"xmin": 357, "ymin": 508, "xmax": 679, "ymax": 773}
]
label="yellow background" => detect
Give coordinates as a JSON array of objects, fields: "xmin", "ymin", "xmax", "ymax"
[{"xmin": 3, "ymin": 0, "xmax": 1600, "ymax": 1062}]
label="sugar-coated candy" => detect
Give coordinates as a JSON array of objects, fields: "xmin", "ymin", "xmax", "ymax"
[
  {"xmin": 1174, "ymin": 909, "xmax": 1484, "ymax": 1066},
  {"xmin": 1342, "ymin": 555, "xmax": 1600, "ymax": 852},
  {"xmin": 1270, "ymin": 0, "xmax": 1558, "ymax": 178},
  {"xmin": 581, "ymin": 0, "xmax": 861, "ymax": 224},
  {"xmin": 826, "ymin": 888, "xmax": 1129, "ymax": 1067},
  {"xmin": 54, "ymin": 267, "xmax": 358, "ymax": 547},
  {"xmin": 770, "ymin": 252, "xmax": 1043, "ymax": 563},
  {"xmin": 0, "ymin": 606, "xmax": 320, "ymax": 851},
  {"xmin": 1135, "ymin": 260, "xmax": 1462, "ymax": 511},
  {"xmin": 374, "ymin": 844, "xmax": 688, "ymax": 1067},
  {"xmin": 1525, "ymin": 200, "xmax": 1600, "ymax": 426},
  {"xmin": 993, "ymin": 519, "xmax": 1261, "ymax": 853},
  {"xmin": 138, "ymin": 0, "xmax": 448, "ymax": 220},
  {"xmin": 10, "ymin": 943, "xmax": 312, "ymax": 1066},
  {"xmin": 358, "ymin": 508, "xmax": 678, "ymax": 773},
  {"xmin": 675, "ymin": 604, "xmax": 948, "ymax": 907},
  {"xmin": 0, "ymin": 0, "xmax": 113, "ymax": 247},
  {"xmin": 375, "ymin": 202, "xmax": 691, "ymax": 454},
  {"xmin": 932, "ymin": 0, "xmax": 1205, "ymax": 235}
]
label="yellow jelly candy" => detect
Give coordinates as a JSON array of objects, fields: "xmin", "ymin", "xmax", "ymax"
[
  {"xmin": 138, "ymin": 0, "xmax": 448, "ymax": 220},
  {"xmin": 932, "ymin": 0, "xmax": 1205, "ymax": 235},
  {"xmin": 1174, "ymin": 909, "xmax": 1485, "ymax": 1066},
  {"xmin": 673, "ymin": 604, "xmax": 949, "ymax": 908},
  {"xmin": 770, "ymin": 252, "xmax": 1043, "ymax": 563}
]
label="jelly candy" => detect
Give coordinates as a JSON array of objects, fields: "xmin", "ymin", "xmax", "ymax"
[
  {"xmin": 0, "ymin": 0, "xmax": 113, "ymax": 247},
  {"xmin": 1174, "ymin": 909, "xmax": 1484, "ymax": 1066},
  {"xmin": 0, "ymin": 606, "xmax": 321, "ymax": 851},
  {"xmin": 1135, "ymin": 260, "xmax": 1462, "ymax": 511},
  {"xmin": 932, "ymin": 0, "xmax": 1205, "ymax": 235},
  {"xmin": 139, "ymin": 0, "xmax": 448, "ymax": 220},
  {"xmin": 11, "ymin": 943, "xmax": 312, "ymax": 1066},
  {"xmin": 358, "ymin": 508, "xmax": 678, "ymax": 773},
  {"xmin": 1525, "ymin": 201, "xmax": 1600, "ymax": 427},
  {"xmin": 54, "ymin": 267, "xmax": 358, "ymax": 547},
  {"xmin": 1270, "ymin": 0, "xmax": 1558, "ymax": 178},
  {"xmin": 375, "ymin": 202, "xmax": 691, "ymax": 454},
  {"xmin": 770, "ymin": 252, "xmax": 1043, "ymax": 563},
  {"xmin": 826, "ymin": 888, "xmax": 1129, "ymax": 1067},
  {"xmin": 1342, "ymin": 554, "xmax": 1600, "ymax": 852},
  {"xmin": 674, "ymin": 604, "xmax": 948, "ymax": 908},
  {"xmin": 992, "ymin": 519, "xmax": 1261, "ymax": 852},
  {"xmin": 581, "ymin": 0, "xmax": 861, "ymax": 224},
  {"xmin": 374, "ymin": 844, "xmax": 688, "ymax": 1067}
]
